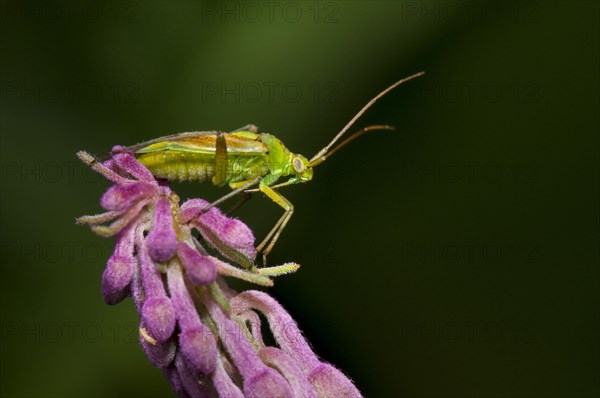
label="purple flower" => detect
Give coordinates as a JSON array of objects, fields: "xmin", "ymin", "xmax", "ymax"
[{"xmin": 77, "ymin": 148, "xmax": 361, "ymax": 397}]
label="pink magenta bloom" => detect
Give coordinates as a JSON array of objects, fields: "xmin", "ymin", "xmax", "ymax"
[{"xmin": 77, "ymin": 148, "xmax": 361, "ymax": 397}]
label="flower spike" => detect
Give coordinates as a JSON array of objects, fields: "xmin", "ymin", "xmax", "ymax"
[{"xmin": 77, "ymin": 147, "xmax": 362, "ymax": 397}]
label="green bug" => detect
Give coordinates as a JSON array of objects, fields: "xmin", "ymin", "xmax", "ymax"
[{"xmin": 118, "ymin": 72, "xmax": 424, "ymax": 265}]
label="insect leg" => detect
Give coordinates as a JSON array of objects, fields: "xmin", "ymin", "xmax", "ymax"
[
  {"xmin": 230, "ymin": 124, "xmax": 258, "ymax": 133},
  {"xmin": 211, "ymin": 132, "xmax": 228, "ymax": 186},
  {"xmin": 198, "ymin": 177, "xmax": 261, "ymax": 216},
  {"xmin": 256, "ymin": 183, "xmax": 294, "ymax": 265},
  {"xmin": 225, "ymin": 191, "xmax": 252, "ymax": 216}
]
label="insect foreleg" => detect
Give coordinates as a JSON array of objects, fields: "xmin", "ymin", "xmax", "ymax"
[{"xmin": 256, "ymin": 183, "xmax": 294, "ymax": 266}]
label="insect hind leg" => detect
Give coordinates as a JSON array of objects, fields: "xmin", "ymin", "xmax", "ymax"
[
  {"xmin": 230, "ymin": 124, "xmax": 258, "ymax": 133},
  {"xmin": 187, "ymin": 177, "xmax": 260, "ymax": 221},
  {"xmin": 225, "ymin": 190, "xmax": 252, "ymax": 216},
  {"xmin": 256, "ymin": 182, "xmax": 294, "ymax": 266}
]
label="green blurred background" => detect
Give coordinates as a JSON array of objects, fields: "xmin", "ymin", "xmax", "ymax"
[{"xmin": 1, "ymin": 1, "xmax": 598, "ymax": 397}]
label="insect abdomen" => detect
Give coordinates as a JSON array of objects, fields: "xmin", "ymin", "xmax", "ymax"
[{"xmin": 136, "ymin": 151, "xmax": 215, "ymax": 182}]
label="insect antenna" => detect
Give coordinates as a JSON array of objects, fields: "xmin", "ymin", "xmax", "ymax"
[
  {"xmin": 308, "ymin": 124, "xmax": 395, "ymax": 167},
  {"xmin": 308, "ymin": 71, "xmax": 425, "ymax": 166}
]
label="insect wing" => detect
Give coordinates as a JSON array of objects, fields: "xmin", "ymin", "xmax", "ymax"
[
  {"xmin": 125, "ymin": 130, "xmax": 219, "ymax": 153},
  {"xmin": 132, "ymin": 131, "xmax": 268, "ymax": 155}
]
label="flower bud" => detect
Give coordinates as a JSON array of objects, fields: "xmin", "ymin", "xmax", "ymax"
[
  {"xmin": 141, "ymin": 296, "xmax": 176, "ymax": 343},
  {"xmin": 167, "ymin": 262, "xmax": 217, "ymax": 376},
  {"xmin": 212, "ymin": 356, "xmax": 244, "ymax": 398},
  {"xmin": 146, "ymin": 197, "xmax": 178, "ymax": 262},
  {"xmin": 100, "ymin": 182, "xmax": 154, "ymax": 211},
  {"xmin": 259, "ymin": 347, "xmax": 317, "ymax": 398},
  {"xmin": 179, "ymin": 327, "xmax": 218, "ymax": 376},
  {"xmin": 244, "ymin": 367, "xmax": 293, "ymax": 398},
  {"xmin": 163, "ymin": 364, "xmax": 189, "ymax": 398},
  {"xmin": 309, "ymin": 363, "xmax": 362, "ymax": 398},
  {"xmin": 111, "ymin": 148, "xmax": 156, "ymax": 183},
  {"xmin": 181, "ymin": 199, "xmax": 256, "ymax": 263},
  {"xmin": 177, "ymin": 242, "xmax": 217, "ymax": 286},
  {"xmin": 174, "ymin": 353, "xmax": 215, "ymax": 397},
  {"xmin": 102, "ymin": 226, "xmax": 136, "ymax": 304},
  {"xmin": 139, "ymin": 331, "xmax": 176, "ymax": 368}
]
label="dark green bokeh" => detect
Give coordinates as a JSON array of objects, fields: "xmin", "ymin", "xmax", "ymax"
[{"xmin": 1, "ymin": 1, "xmax": 598, "ymax": 397}]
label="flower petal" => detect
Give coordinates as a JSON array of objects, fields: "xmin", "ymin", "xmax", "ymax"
[
  {"xmin": 76, "ymin": 150, "xmax": 131, "ymax": 185},
  {"xmin": 167, "ymin": 262, "xmax": 217, "ymax": 376},
  {"xmin": 110, "ymin": 147, "xmax": 156, "ymax": 183},
  {"xmin": 139, "ymin": 330, "xmax": 176, "ymax": 368},
  {"xmin": 163, "ymin": 364, "xmax": 189, "ymax": 398},
  {"xmin": 146, "ymin": 197, "xmax": 178, "ymax": 262},
  {"xmin": 100, "ymin": 182, "xmax": 155, "ymax": 211},
  {"xmin": 244, "ymin": 367, "xmax": 293, "ymax": 398},
  {"xmin": 231, "ymin": 290, "xmax": 320, "ymax": 372},
  {"xmin": 198, "ymin": 289, "xmax": 293, "ymax": 398},
  {"xmin": 179, "ymin": 327, "xmax": 219, "ymax": 377},
  {"xmin": 137, "ymin": 227, "xmax": 176, "ymax": 342},
  {"xmin": 181, "ymin": 199, "xmax": 256, "ymax": 266},
  {"xmin": 259, "ymin": 347, "xmax": 317, "ymax": 398},
  {"xmin": 141, "ymin": 296, "xmax": 176, "ymax": 343},
  {"xmin": 90, "ymin": 198, "xmax": 150, "ymax": 237},
  {"xmin": 238, "ymin": 310, "xmax": 265, "ymax": 349},
  {"xmin": 177, "ymin": 242, "xmax": 217, "ymax": 286},
  {"xmin": 102, "ymin": 225, "xmax": 136, "ymax": 305},
  {"xmin": 174, "ymin": 353, "xmax": 216, "ymax": 398},
  {"xmin": 212, "ymin": 355, "xmax": 244, "ymax": 398},
  {"xmin": 308, "ymin": 363, "xmax": 362, "ymax": 398},
  {"xmin": 232, "ymin": 291, "xmax": 362, "ymax": 396}
]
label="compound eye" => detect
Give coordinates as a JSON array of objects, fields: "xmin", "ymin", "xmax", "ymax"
[{"xmin": 292, "ymin": 157, "xmax": 305, "ymax": 174}]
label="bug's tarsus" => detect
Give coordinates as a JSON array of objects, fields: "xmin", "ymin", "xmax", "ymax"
[{"xmin": 309, "ymin": 71, "xmax": 425, "ymax": 165}]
